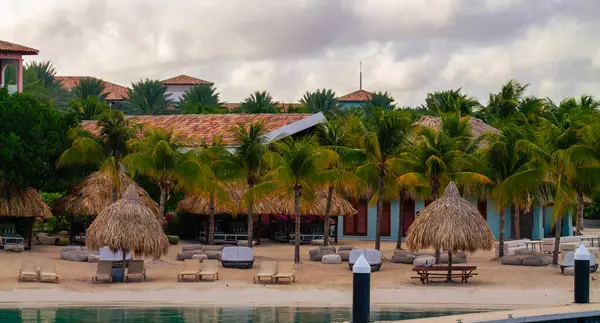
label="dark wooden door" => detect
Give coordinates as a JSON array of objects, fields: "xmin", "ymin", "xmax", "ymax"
[
  {"xmin": 477, "ymin": 200, "xmax": 487, "ymax": 220},
  {"xmin": 380, "ymin": 202, "xmax": 391, "ymax": 236},
  {"xmin": 402, "ymin": 199, "xmax": 416, "ymax": 237},
  {"xmin": 345, "ymin": 200, "xmax": 368, "ymax": 236}
]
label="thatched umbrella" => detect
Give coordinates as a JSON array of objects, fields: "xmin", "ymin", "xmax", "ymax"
[
  {"xmin": 178, "ymin": 182, "xmax": 357, "ymax": 216},
  {"xmin": 0, "ymin": 183, "xmax": 52, "ymax": 249},
  {"xmin": 406, "ymin": 182, "xmax": 494, "ymax": 277},
  {"xmin": 87, "ymin": 185, "xmax": 169, "ymax": 274},
  {"xmin": 54, "ymin": 171, "xmax": 159, "ymax": 216}
]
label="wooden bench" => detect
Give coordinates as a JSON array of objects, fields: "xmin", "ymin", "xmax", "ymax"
[{"xmin": 411, "ymin": 265, "xmax": 478, "ymax": 284}]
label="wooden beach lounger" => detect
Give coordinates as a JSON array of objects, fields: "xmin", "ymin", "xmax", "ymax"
[
  {"xmin": 92, "ymin": 261, "xmax": 113, "ymax": 283},
  {"xmin": 253, "ymin": 261, "xmax": 277, "ymax": 284},
  {"xmin": 274, "ymin": 262, "xmax": 295, "ymax": 284},
  {"xmin": 18, "ymin": 261, "xmax": 39, "ymax": 282},
  {"xmin": 178, "ymin": 259, "xmax": 201, "ymax": 282},
  {"xmin": 125, "ymin": 260, "xmax": 146, "ymax": 282},
  {"xmin": 199, "ymin": 260, "xmax": 219, "ymax": 281},
  {"xmin": 39, "ymin": 262, "xmax": 59, "ymax": 283}
]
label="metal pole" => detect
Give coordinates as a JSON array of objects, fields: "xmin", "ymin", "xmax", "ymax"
[
  {"xmin": 574, "ymin": 244, "xmax": 590, "ymax": 304},
  {"xmin": 352, "ymin": 254, "xmax": 371, "ymax": 323}
]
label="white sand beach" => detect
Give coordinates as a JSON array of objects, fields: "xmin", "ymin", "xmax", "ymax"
[{"xmin": 0, "ymin": 240, "xmax": 597, "ymax": 309}]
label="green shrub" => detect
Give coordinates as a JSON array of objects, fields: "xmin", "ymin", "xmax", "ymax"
[
  {"xmin": 56, "ymin": 237, "xmax": 69, "ymax": 246},
  {"xmin": 167, "ymin": 235, "xmax": 180, "ymax": 245}
]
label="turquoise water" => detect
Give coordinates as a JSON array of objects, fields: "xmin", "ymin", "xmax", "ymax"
[{"xmin": 0, "ymin": 307, "xmax": 476, "ymax": 322}]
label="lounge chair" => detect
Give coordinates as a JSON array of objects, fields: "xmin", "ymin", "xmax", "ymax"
[
  {"xmin": 221, "ymin": 246, "xmax": 254, "ymax": 269},
  {"xmin": 125, "ymin": 260, "xmax": 146, "ymax": 282},
  {"xmin": 199, "ymin": 259, "xmax": 219, "ymax": 281},
  {"xmin": 560, "ymin": 252, "xmax": 574, "ymax": 274},
  {"xmin": 349, "ymin": 249, "xmax": 382, "ymax": 272},
  {"xmin": 591, "ymin": 255, "xmax": 599, "ymax": 273},
  {"xmin": 92, "ymin": 261, "xmax": 113, "ymax": 283},
  {"xmin": 253, "ymin": 261, "xmax": 277, "ymax": 284},
  {"xmin": 178, "ymin": 259, "xmax": 201, "ymax": 282},
  {"xmin": 18, "ymin": 261, "xmax": 39, "ymax": 282},
  {"xmin": 39, "ymin": 263, "xmax": 59, "ymax": 283},
  {"xmin": 274, "ymin": 262, "xmax": 295, "ymax": 284}
]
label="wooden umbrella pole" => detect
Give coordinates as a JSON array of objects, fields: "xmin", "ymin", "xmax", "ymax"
[
  {"xmin": 447, "ymin": 251, "xmax": 453, "ymax": 282},
  {"xmin": 122, "ymin": 249, "xmax": 127, "ymax": 282}
]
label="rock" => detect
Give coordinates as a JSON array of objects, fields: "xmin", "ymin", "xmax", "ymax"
[
  {"xmin": 57, "ymin": 231, "xmax": 69, "ymax": 237},
  {"xmin": 182, "ymin": 245, "xmax": 204, "ymax": 252},
  {"xmin": 338, "ymin": 246, "xmax": 355, "ymax": 251},
  {"xmin": 322, "ymin": 254, "xmax": 342, "ymax": 264},
  {"xmin": 311, "ymin": 239, "xmax": 324, "ymax": 246},
  {"xmin": 4, "ymin": 244, "xmax": 24, "ymax": 252},
  {"xmin": 309, "ymin": 248, "xmax": 334, "ymax": 261},
  {"xmin": 413, "ymin": 256, "xmax": 435, "ymax": 267},
  {"xmin": 176, "ymin": 250, "xmax": 201, "ymax": 261},
  {"xmin": 61, "ymin": 250, "xmax": 90, "ymax": 262},
  {"xmin": 192, "ymin": 254, "xmax": 208, "ymax": 262},
  {"xmin": 337, "ymin": 250, "xmax": 352, "ymax": 262},
  {"xmin": 204, "ymin": 250, "xmax": 221, "ymax": 260},
  {"xmin": 521, "ymin": 256, "xmax": 549, "ymax": 266},
  {"xmin": 391, "ymin": 253, "xmax": 415, "ymax": 264},
  {"xmin": 88, "ymin": 254, "xmax": 100, "ymax": 263},
  {"xmin": 237, "ymin": 240, "xmax": 255, "ymax": 247},
  {"xmin": 500, "ymin": 255, "xmax": 523, "ymax": 266}
]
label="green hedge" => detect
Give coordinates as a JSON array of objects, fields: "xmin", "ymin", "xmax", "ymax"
[{"xmin": 167, "ymin": 235, "xmax": 180, "ymax": 245}]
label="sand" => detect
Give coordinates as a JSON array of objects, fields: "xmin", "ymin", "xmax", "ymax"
[{"xmin": 0, "ymin": 240, "xmax": 597, "ymax": 309}]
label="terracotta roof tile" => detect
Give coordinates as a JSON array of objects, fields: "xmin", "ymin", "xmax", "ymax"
[
  {"xmin": 0, "ymin": 40, "xmax": 38, "ymax": 55},
  {"xmin": 55, "ymin": 76, "xmax": 129, "ymax": 101},
  {"xmin": 81, "ymin": 114, "xmax": 311, "ymax": 146},
  {"xmin": 162, "ymin": 74, "xmax": 214, "ymax": 86},
  {"xmin": 338, "ymin": 89, "xmax": 372, "ymax": 102},
  {"xmin": 220, "ymin": 102, "xmax": 303, "ymax": 112}
]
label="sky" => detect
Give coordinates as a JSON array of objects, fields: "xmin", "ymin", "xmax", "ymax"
[{"xmin": 3, "ymin": 0, "xmax": 600, "ymax": 105}]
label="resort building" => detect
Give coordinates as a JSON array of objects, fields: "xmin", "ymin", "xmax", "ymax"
[
  {"xmin": 161, "ymin": 74, "xmax": 214, "ymax": 102},
  {"xmin": 337, "ymin": 89, "xmax": 372, "ymax": 109},
  {"xmin": 55, "ymin": 76, "xmax": 129, "ymax": 107},
  {"xmin": 0, "ymin": 40, "xmax": 38, "ymax": 94}
]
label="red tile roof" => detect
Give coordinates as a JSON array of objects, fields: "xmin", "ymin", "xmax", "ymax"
[
  {"xmin": 55, "ymin": 76, "xmax": 129, "ymax": 101},
  {"xmin": 162, "ymin": 75, "xmax": 213, "ymax": 86},
  {"xmin": 0, "ymin": 40, "xmax": 38, "ymax": 55},
  {"xmin": 220, "ymin": 102, "xmax": 303, "ymax": 112},
  {"xmin": 81, "ymin": 114, "xmax": 311, "ymax": 146},
  {"xmin": 338, "ymin": 89, "xmax": 372, "ymax": 102}
]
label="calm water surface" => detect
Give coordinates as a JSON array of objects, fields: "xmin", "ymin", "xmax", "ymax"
[{"xmin": 0, "ymin": 307, "xmax": 477, "ymax": 323}]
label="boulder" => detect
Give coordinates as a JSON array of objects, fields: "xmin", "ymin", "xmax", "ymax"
[
  {"xmin": 322, "ymin": 254, "xmax": 342, "ymax": 264},
  {"xmin": 61, "ymin": 250, "xmax": 90, "ymax": 262},
  {"xmin": 338, "ymin": 246, "xmax": 355, "ymax": 251},
  {"xmin": 87, "ymin": 254, "xmax": 100, "ymax": 263},
  {"xmin": 337, "ymin": 250, "xmax": 352, "ymax": 262},
  {"xmin": 192, "ymin": 254, "xmax": 208, "ymax": 262},
  {"xmin": 391, "ymin": 253, "xmax": 415, "ymax": 264},
  {"xmin": 204, "ymin": 250, "xmax": 222, "ymax": 260},
  {"xmin": 176, "ymin": 250, "xmax": 202, "ymax": 261},
  {"xmin": 521, "ymin": 256, "xmax": 549, "ymax": 267},
  {"xmin": 309, "ymin": 248, "xmax": 334, "ymax": 261},
  {"xmin": 204, "ymin": 245, "xmax": 225, "ymax": 251},
  {"xmin": 500, "ymin": 255, "xmax": 522, "ymax": 266},
  {"xmin": 181, "ymin": 245, "xmax": 204, "ymax": 252},
  {"xmin": 413, "ymin": 256, "xmax": 435, "ymax": 267},
  {"xmin": 438, "ymin": 253, "xmax": 468, "ymax": 264}
]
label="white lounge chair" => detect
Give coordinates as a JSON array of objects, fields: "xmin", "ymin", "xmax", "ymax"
[
  {"xmin": 254, "ymin": 261, "xmax": 277, "ymax": 284},
  {"xmin": 39, "ymin": 262, "xmax": 59, "ymax": 283},
  {"xmin": 199, "ymin": 259, "xmax": 219, "ymax": 281},
  {"xmin": 349, "ymin": 249, "xmax": 382, "ymax": 272},
  {"xmin": 18, "ymin": 261, "xmax": 39, "ymax": 282},
  {"xmin": 560, "ymin": 252, "xmax": 574, "ymax": 274},
  {"xmin": 221, "ymin": 246, "xmax": 254, "ymax": 269}
]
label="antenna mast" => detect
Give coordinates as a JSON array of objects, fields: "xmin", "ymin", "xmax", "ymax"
[{"xmin": 359, "ymin": 62, "xmax": 362, "ymax": 90}]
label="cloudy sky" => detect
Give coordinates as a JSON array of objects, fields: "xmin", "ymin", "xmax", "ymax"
[{"xmin": 3, "ymin": 0, "xmax": 600, "ymax": 105}]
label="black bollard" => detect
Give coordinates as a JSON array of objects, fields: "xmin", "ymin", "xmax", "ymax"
[
  {"xmin": 574, "ymin": 244, "xmax": 590, "ymax": 304},
  {"xmin": 352, "ymin": 254, "xmax": 371, "ymax": 323}
]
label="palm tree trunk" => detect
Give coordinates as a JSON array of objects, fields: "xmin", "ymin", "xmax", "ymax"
[
  {"xmin": 158, "ymin": 187, "xmax": 167, "ymax": 229},
  {"xmin": 375, "ymin": 171, "xmax": 384, "ymax": 250},
  {"xmin": 447, "ymin": 251, "xmax": 453, "ymax": 281},
  {"xmin": 323, "ymin": 186, "xmax": 334, "ymax": 247},
  {"xmin": 396, "ymin": 193, "xmax": 405, "ymax": 250},
  {"xmin": 514, "ymin": 202, "xmax": 521, "ymax": 240},
  {"xmin": 552, "ymin": 216, "xmax": 563, "ymax": 265},
  {"xmin": 208, "ymin": 194, "xmax": 215, "ymax": 245},
  {"xmin": 499, "ymin": 209, "xmax": 505, "ymax": 258},
  {"xmin": 294, "ymin": 185, "xmax": 302, "ymax": 264},
  {"xmin": 256, "ymin": 215, "xmax": 262, "ymax": 245},
  {"xmin": 247, "ymin": 180, "xmax": 254, "ymax": 248},
  {"xmin": 111, "ymin": 183, "xmax": 118, "ymax": 202},
  {"xmin": 576, "ymin": 192, "xmax": 584, "ymax": 235},
  {"xmin": 122, "ymin": 249, "xmax": 127, "ymax": 282},
  {"xmin": 431, "ymin": 177, "xmax": 440, "ymax": 262}
]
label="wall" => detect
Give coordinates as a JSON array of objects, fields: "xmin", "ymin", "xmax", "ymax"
[
  {"xmin": 166, "ymin": 85, "xmax": 191, "ymax": 102},
  {"xmin": 338, "ymin": 200, "xmax": 402, "ymax": 241},
  {"xmin": 338, "ymin": 101, "xmax": 366, "ymax": 109}
]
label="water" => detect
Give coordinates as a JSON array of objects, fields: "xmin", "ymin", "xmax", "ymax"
[{"xmin": 0, "ymin": 306, "xmax": 477, "ymax": 323}]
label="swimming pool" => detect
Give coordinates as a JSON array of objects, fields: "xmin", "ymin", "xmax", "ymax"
[{"xmin": 1, "ymin": 306, "xmax": 478, "ymax": 322}]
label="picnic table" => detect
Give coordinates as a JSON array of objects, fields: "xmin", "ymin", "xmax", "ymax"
[
  {"xmin": 582, "ymin": 236, "xmax": 600, "ymax": 247},
  {"xmin": 411, "ymin": 265, "xmax": 478, "ymax": 284}
]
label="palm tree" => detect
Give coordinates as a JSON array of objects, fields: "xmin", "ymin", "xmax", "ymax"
[
  {"xmin": 71, "ymin": 77, "xmax": 107, "ymax": 101},
  {"xmin": 368, "ymin": 91, "xmax": 396, "ymax": 111},
  {"xmin": 57, "ymin": 109, "xmax": 136, "ymax": 201},
  {"xmin": 300, "ymin": 89, "xmax": 338, "ymax": 114},
  {"xmin": 179, "ymin": 84, "xmax": 227, "ymax": 114},
  {"xmin": 123, "ymin": 127, "xmax": 209, "ymax": 225},
  {"xmin": 348, "ymin": 108, "xmax": 414, "ymax": 250},
  {"xmin": 232, "ymin": 122, "xmax": 268, "ymax": 247},
  {"xmin": 237, "ymin": 91, "xmax": 279, "ymax": 113},
  {"xmin": 23, "ymin": 61, "xmax": 71, "ymax": 110},
  {"xmin": 70, "ymin": 96, "xmax": 109, "ymax": 120},
  {"xmin": 420, "ymin": 89, "xmax": 480, "ymax": 116},
  {"xmin": 480, "ymin": 79, "xmax": 528, "ymax": 121},
  {"xmin": 248, "ymin": 136, "xmax": 330, "ymax": 263},
  {"xmin": 124, "ymin": 79, "xmax": 173, "ymax": 115}
]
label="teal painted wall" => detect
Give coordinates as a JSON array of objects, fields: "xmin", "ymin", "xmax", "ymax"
[{"xmin": 486, "ymin": 200, "xmax": 512, "ymax": 240}]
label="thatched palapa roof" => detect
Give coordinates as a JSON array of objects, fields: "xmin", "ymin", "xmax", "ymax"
[
  {"xmin": 0, "ymin": 183, "xmax": 52, "ymax": 219},
  {"xmin": 54, "ymin": 171, "xmax": 159, "ymax": 216},
  {"xmin": 414, "ymin": 115, "xmax": 500, "ymax": 138},
  {"xmin": 178, "ymin": 183, "xmax": 357, "ymax": 216},
  {"xmin": 406, "ymin": 181, "xmax": 494, "ymax": 253},
  {"xmin": 87, "ymin": 185, "xmax": 169, "ymax": 258}
]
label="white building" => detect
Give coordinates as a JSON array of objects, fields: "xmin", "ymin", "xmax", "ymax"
[{"xmin": 161, "ymin": 74, "xmax": 214, "ymax": 102}]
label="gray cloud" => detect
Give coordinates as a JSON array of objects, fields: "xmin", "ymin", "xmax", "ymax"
[{"xmin": 3, "ymin": 0, "xmax": 600, "ymax": 105}]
